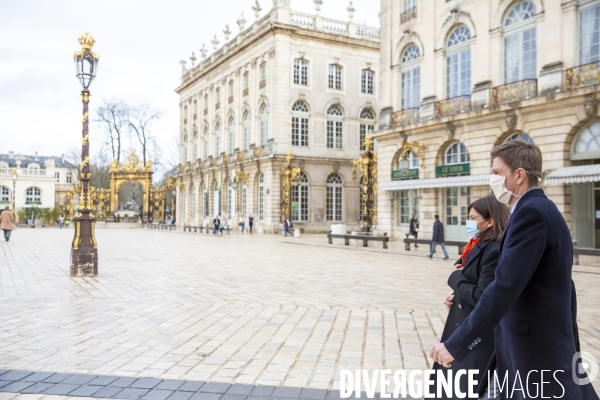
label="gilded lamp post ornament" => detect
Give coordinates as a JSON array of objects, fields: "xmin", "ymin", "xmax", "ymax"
[
  {"xmin": 280, "ymin": 152, "xmax": 302, "ymax": 227},
  {"xmin": 352, "ymin": 135, "xmax": 378, "ymax": 232},
  {"xmin": 71, "ymin": 32, "xmax": 100, "ymax": 277}
]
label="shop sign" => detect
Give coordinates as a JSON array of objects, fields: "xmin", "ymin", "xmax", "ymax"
[
  {"xmin": 436, "ymin": 163, "xmax": 470, "ymax": 176},
  {"xmin": 392, "ymin": 169, "xmax": 419, "ymax": 180}
]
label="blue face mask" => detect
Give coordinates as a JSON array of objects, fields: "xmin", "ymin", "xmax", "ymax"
[{"xmin": 466, "ymin": 219, "xmax": 488, "ymax": 238}]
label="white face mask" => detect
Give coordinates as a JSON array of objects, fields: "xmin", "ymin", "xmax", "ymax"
[{"xmin": 489, "ymin": 172, "xmax": 515, "ymax": 205}]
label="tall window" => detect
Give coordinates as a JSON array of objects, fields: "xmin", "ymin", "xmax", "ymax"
[
  {"xmin": 228, "ymin": 117, "xmax": 236, "ymax": 154},
  {"xmin": 203, "ymin": 184, "xmax": 209, "ymax": 217},
  {"xmin": 504, "ymin": 1, "xmax": 537, "ymax": 83},
  {"xmin": 203, "ymin": 127, "xmax": 209, "ymax": 160},
  {"xmin": 228, "ymin": 81, "xmax": 234, "ymax": 102},
  {"xmin": 215, "ymin": 88, "xmax": 221, "ymax": 108},
  {"xmin": 244, "ymin": 72, "xmax": 249, "ymax": 92},
  {"xmin": 327, "ymin": 105, "xmax": 344, "ymax": 150},
  {"xmin": 326, "ymin": 173, "xmax": 343, "ymax": 222},
  {"xmin": 401, "ymin": 45, "xmax": 421, "ymax": 109},
  {"xmin": 204, "ymin": 94, "xmax": 209, "ymax": 114},
  {"xmin": 193, "ymin": 132, "xmax": 198, "ymax": 160},
  {"xmin": 260, "ymin": 63, "xmax": 267, "ymax": 83},
  {"xmin": 581, "ymin": 4, "xmax": 600, "ymax": 65},
  {"xmin": 191, "ymin": 186, "xmax": 196, "ymax": 222},
  {"xmin": 183, "ymin": 106, "xmax": 188, "ymax": 123},
  {"xmin": 0, "ymin": 186, "xmax": 10, "ymax": 203},
  {"xmin": 361, "ymin": 70, "xmax": 374, "ymax": 94},
  {"xmin": 193, "ymin": 101, "xmax": 197, "ymax": 116},
  {"xmin": 244, "ymin": 111, "xmax": 252, "ymax": 150},
  {"xmin": 67, "ymin": 172, "xmax": 73, "ymax": 183},
  {"xmin": 447, "ymin": 25, "xmax": 472, "ymax": 98},
  {"xmin": 26, "ymin": 187, "xmax": 41, "ymax": 204},
  {"xmin": 214, "ymin": 182, "xmax": 221, "ymax": 217},
  {"xmin": 294, "ymin": 59, "xmax": 308, "ymax": 85},
  {"xmin": 399, "ymin": 189, "xmax": 419, "ymax": 225},
  {"xmin": 292, "ymin": 172, "xmax": 309, "ymax": 222},
  {"xmin": 182, "ymin": 193, "xmax": 186, "ymax": 221},
  {"xmin": 328, "ymin": 64, "xmax": 343, "ymax": 90},
  {"xmin": 183, "ymin": 135, "xmax": 189, "ymax": 163},
  {"xmin": 445, "ymin": 142, "xmax": 470, "ymax": 165},
  {"xmin": 292, "ymin": 101, "xmax": 309, "ymax": 147},
  {"xmin": 55, "ymin": 172, "xmax": 60, "ymax": 182},
  {"xmin": 215, "ymin": 122, "xmax": 222, "ymax": 156},
  {"xmin": 228, "ymin": 179, "xmax": 236, "ymax": 219},
  {"xmin": 359, "ymin": 109, "xmax": 375, "ymax": 151},
  {"xmin": 258, "ymin": 173, "xmax": 265, "ymax": 221},
  {"xmin": 242, "ymin": 182, "xmax": 248, "ymax": 216},
  {"xmin": 405, "ymin": 0, "xmax": 416, "ymax": 10},
  {"xmin": 260, "ymin": 104, "xmax": 269, "ymax": 146}
]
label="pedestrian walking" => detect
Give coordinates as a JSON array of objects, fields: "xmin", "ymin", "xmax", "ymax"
[
  {"xmin": 248, "ymin": 215, "xmax": 254, "ymax": 234},
  {"xmin": 213, "ymin": 215, "xmax": 221, "ymax": 235},
  {"xmin": 283, "ymin": 218, "xmax": 291, "ymax": 237},
  {"xmin": 0, "ymin": 206, "xmax": 17, "ymax": 242},
  {"xmin": 409, "ymin": 214, "xmax": 419, "ymax": 248},
  {"xmin": 239, "ymin": 215, "xmax": 246, "ymax": 234},
  {"xmin": 428, "ymin": 214, "xmax": 449, "ymax": 260},
  {"xmin": 431, "ymin": 196, "xmax": 509, "ymax": 398},
  {"xmin": 56, "ymin": 215, "xmax": 64, "ymax": 229},
  {"xmin": 430, "ymin": 140, "xmax": 599, "ymax": 399}
]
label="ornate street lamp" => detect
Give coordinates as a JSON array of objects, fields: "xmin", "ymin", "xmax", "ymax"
[
  {"xmin": 71, "ymin": 32, "xmax": 100, "ymax": 277},
  {"xmin": 11, "ymin": 168, "xmax": 17, "ymax": 212},
  {"xmin": 280, "ymin": 152, "xmax": 302, "ymax": 228},
  {"xmin": 352, "ymin": 135, "xmax": 378, "ymax": 233}
]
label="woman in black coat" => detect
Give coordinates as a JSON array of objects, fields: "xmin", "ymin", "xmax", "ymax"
[{"xmin": 432, "ymin": 196, "xmax": 509, "ymax": 399}]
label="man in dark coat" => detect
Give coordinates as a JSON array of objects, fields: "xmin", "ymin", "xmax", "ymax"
[
  {"xmin": 431, "ymin": 140, "xmax": 599, "ymax": 399},
  {"xmin": 409, "ymin": 214, "xmax": 419, "ymax": 248},
  {"xmin": 428, "ymin": 214, "xmax": 449, "ymax": 260}
]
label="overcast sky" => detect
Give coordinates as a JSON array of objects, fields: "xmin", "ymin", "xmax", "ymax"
[{"xmin": 0, "ymin": 0, "xmax": 380, "ymax": 165}]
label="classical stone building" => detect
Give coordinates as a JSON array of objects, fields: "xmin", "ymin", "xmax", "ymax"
[
  {"xmin": 175, "ymin": 0, "xmax": 380, "ymax": 232},
  {"xmin": 374, "ymin": 0, "xmax": 600, "ymax": 245},
  {"xmin": 0, "ymin": 152, "xmax": 77, "ymax": 211}
]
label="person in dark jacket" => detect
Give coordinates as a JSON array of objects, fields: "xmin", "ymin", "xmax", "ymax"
[
  {"xmin": 409, "ymin": 214, "xmax": 419, "ymax": 248},
  {"xmin": 213, "ymin": 216, "xmax": 221, "ymax": 235},
  {"xmin": 428, "ymin": 214, "xmax": 449, "ymax": 260},
  {"xmin": 431, "ymin": 140, "xmax": 599, "ymax": 399},
  {"xmin": 248, "ymin": 215, "xmax": 254, "ymax": 234},
  {"xmin": 432, "ymin": 196, "xmax": 509, "ymax": 398}
]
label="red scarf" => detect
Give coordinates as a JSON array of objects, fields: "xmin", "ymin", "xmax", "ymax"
[{"xmin": 458, "ymin": 238, "xmax": 481, "ymax": 268}]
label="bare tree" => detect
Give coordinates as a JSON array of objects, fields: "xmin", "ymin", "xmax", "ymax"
[
  {"xmin": 90, "ymin": 150, "xmax": 111, "ymax": 189},
  {"xmin": 128, "ymin": 104, "xmax": 160, "ymax": 165},
  {"xmin": 154, "ymin": 130, "xmax": 180, "ymax": 186},
  {"xmin": 96, "ymin": 100, "xmax": 128, "ymax": 164}
]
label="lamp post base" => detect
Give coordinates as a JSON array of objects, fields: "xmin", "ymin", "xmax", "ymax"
[
  {"xmin": 70, "ymin": 249, "xmax": 98, "ymax": 277},
  {"xmin": 70, "ymin": 215, "xmax": 98, "ymax": 277}
]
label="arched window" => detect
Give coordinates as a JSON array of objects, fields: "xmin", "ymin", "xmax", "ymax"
[
  {"xmin": 359, "ymin": 108, "xmax": 375, "ymax": 151},
  {"xmin": 193, "ymin": 132, "xmax": 198, "ymax": 161},
  {"xmin": 214, "ymin": 181, "xmax": 222, "ymax": 217},
  {"xmin": 572, "ymin": 121, "xmax": 600, "ymax": 160},
  {"xmin": 326, "ymin": 173, "xmax": 343, "ymax": 222},
  {"xmin": 292, "ymin": 101, "xmax": 309, "ymax": 147},
  {"xmin": 445, "ymin": 142, "xmax": 470, "ymax": 165},
  {"xmin": 215, "ymin": 122, "xmax": 222, "ymax": 156},
  {"xmin": 260, "ymin": 103, "xmax": 269, "ymax": 146},
  {"xmin": 580, "ymin": 3, "xmax": 600, "ymax": 65},
  {"xmin": 244, "ymin": 111, "xmax": 252, "ymax": 150},
  {"xmin": 228, "ymin": 117, "xmax": 236, "ymax": 154},
  {"xmin": 503, "ymin": 1, "xmax": 537, "ymax": 83},
  {"xmin": 292, "ymin": 172, "xmax": 309, "ymax": 222},
  {"xmin": 203, "ymin": 127, "xmax": 209, "ymax": 160},
  {"xmin": 506, "ymin": 132, "xmax": 534, "ymax": 143},
  {"xmin": 258, "ymin": 173, "xmax": 265, "ymax": 221},
  {"xmin": 242, "ymin": 181, "xmax": 248, "ymax": 216},
  {"xmin": 183, "ymin": 135, "xmax": 189, "ymax": 164},
  {"xmin": 446, "ymin": 25, "xmax": 472, "ymax": 98},
  {"xmin": 0, "ymin": 186, "xmax": 10, "ymax": 204},
  {"xmin": 191, "ymin": 185, "xmax": 196, "ymax": 222},
  {"xmin": 327, "ymin": 105, "xmax": 344, "ymax": 150},
  {"xmin": 203, "ymin": 183, "xmax": 209, "ymax": 217},
  {"xmin": 401, "ymin": 45, "xmax": 421, "ymax": 110},
  {"xmin": 26, "ymin": 187, "xmax": 41, "ymax": 204}
]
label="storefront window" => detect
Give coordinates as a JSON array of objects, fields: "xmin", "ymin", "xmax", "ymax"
[{"xmin": 398, "ymin": 189, "xmax": 419, "ymax": 226}]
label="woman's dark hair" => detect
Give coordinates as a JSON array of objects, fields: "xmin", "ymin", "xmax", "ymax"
[{"xmin": 468, "ymin": 196, "xmax": 509, "ymax": 242}]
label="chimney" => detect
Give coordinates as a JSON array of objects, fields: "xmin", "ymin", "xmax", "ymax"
[
  {"xmin": 8, "ymin": 151, "xmax": 14, "ymax": 159},
  {"xmin": 35, "ymin": 152, "xmax": 38, "ymax": 161},
  {"xmin": 61, "ymin": 154, "xmax": 65, "ymax": 164}
]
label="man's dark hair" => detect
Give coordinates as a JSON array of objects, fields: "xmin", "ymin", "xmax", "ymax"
[
  {"xmin": 469, "ymin": 196, "xmax": 510, "ymax": 242},
  {"xmin": 490, "ymin": 140, "xmax": 542, "ymax": 187},
  {"xmin": 434, "ymin": 214, "xmax": 439, "ymax": 220}
]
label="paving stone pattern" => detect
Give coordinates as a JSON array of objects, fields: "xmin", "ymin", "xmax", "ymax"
[{"xmin": 0, "ymin": 229, "xmax": 598, "ymax": 399}]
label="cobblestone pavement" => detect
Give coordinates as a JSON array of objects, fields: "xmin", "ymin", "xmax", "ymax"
[{"xmin": 0, "ymin": 228, "xmax": 598, "ymax": 399}]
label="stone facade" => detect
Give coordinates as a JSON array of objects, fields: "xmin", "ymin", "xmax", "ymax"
[
  {"xmin": 374, "ymin": 0, "xmax": 600, "ymax": 245},
  {"xmin": 0, "ymin": 152, "xmax": 77, "ymax": 211},
  {"xmin": 175, "ymin": 1, "xmax": 380, "ymax": 232}
]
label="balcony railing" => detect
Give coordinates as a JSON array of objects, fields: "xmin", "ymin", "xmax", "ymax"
[
  {"xmin": 391, "ymin": 108, "xmax": 420, "ymax": 128},
  {"xmin": 435, "ymin": 95, "xmax": 471, "ymax": 118},
  {"xmin": 401, "ymin": 7, "xmax": 417, "ymax": 23},
  {"xmin": 492, "ymin": 79, "xmax": 537, "ymax": 106},
  {"xmin": 567, "ymin": 61, "xmax": 600, "ymax": 90}
]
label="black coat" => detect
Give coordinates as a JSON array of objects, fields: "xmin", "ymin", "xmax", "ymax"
[
  {"xmin": 409, "ymin": 218, "xmax": 419, "ymax": 234},
  {"xmin": 444, "ymin": 189, "xmax": 599, "ymax": 400},
  {"xmin": 432, "ymin": 220, "xmax": 445, "ymax": 242},
  {"xmin": 432, "ymin": 240, "xmax": 500, "ymax": 398}
]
